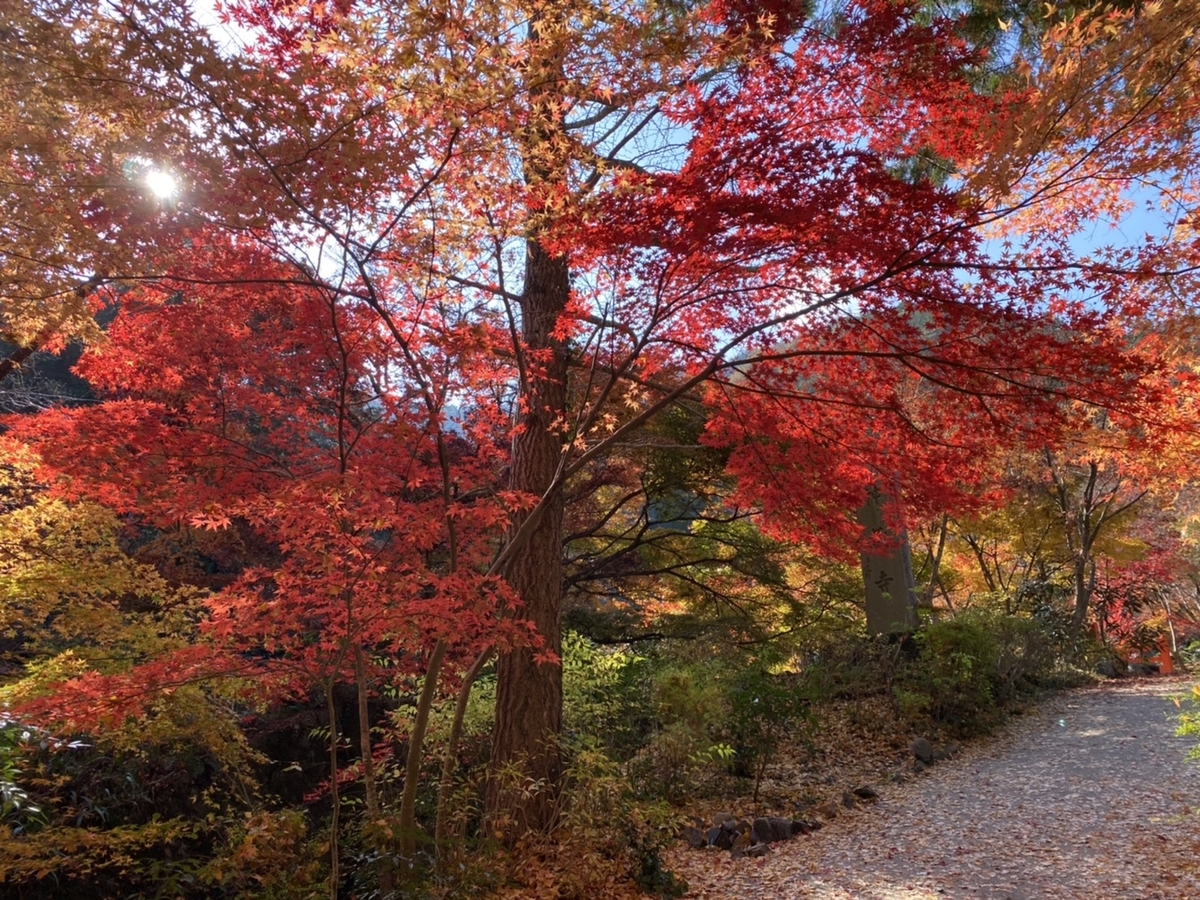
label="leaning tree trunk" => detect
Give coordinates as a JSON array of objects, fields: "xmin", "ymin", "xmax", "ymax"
[{"xmin": 488, "ymin": 238, "xmax": 569, "ymax": 835}]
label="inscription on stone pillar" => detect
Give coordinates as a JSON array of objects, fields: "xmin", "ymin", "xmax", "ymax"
[{"xmin": 856, "ymin": 489, "xmax": 917, "ymax": 635}]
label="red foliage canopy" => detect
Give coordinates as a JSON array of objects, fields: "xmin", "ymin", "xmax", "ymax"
[{"xmin": 6, "ymin": 0, "xmax": 1187, "ymax": 738}]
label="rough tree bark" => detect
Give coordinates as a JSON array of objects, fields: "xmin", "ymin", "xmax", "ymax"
[
  {"xmin": 489, "ymin": 239, "xmax": 569, "ymax": 834},
  {"xmin": 486, "ymin": 0, "xmax": 571, "ymax": 834}
]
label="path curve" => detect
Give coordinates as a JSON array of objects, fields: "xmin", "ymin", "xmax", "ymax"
[{"xmin": 670, "ymin": 677, "xmax": 1200, "ymax": 899}]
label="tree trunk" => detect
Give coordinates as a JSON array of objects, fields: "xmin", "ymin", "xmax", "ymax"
[
  {"xmin": 1069, "ymin": 555, "xmax": 1094, "ymax": 642},
  {"xmin": 488, "ymin": 239, "xmax": 569, "ymax": 835},
  {"xmin": 487, "ymin": 0, "xmax": 570, "ymax": 835},
  {"xmin": 354, "ymin": 647, "xmax": 381, "ymax": 819},
  {"xmin": 922, "ymin": 513, "xmax": 949, "ymax": 610},
  {"xmin": 1162, "ymin": 593, "xmax": 1178, "ymax": 653}
]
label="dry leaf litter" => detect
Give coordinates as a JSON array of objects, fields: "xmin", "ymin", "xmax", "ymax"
[{"xmin": 667, "ymin": 677, "xmax": 1200, "ymax": 899}]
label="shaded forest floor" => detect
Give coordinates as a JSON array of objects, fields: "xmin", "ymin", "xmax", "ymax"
[{"xmin": 666, "ymin": 676, "xmax": 1200, "ymax": 899}]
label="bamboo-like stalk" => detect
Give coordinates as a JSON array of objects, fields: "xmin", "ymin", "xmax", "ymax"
[
  {"xmin": 355, "ymin": 645, "xmax": 393, "ymax": 894},
  {"xmin": 326, "ymin": 685, "xmax": 340, "ymax": 900},
  {"xmin": 435, "ymin": 645, "xmax": 495, "ymax": 866},
  {"xmin": 399, "ymin": 638, "xmax": 449, "ymax": 858}
]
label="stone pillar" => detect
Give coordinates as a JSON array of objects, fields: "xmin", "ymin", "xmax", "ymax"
[{"xmin": 856, "ymin": 489, "xmax": 917, "ymax": 635}]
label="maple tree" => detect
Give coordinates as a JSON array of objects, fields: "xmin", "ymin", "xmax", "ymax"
[
  {"xmin": 1039, "ymin": 440, "xmax": 1159, "ymax": 640},
  {"xmin": 0, "ymin": 2, "xmax": 218, "ymax": 372},
  {"xmin": 943, "ymin": 450, "xmax": 1186, "ymax": 631},
  {"xmin": 963, "ymin": 0, "xmax": 1200, "ymax": 314},
  {"xmin": 10, "ymin": 233, "xmax": 539, "ymax": 878},
  {"xmin": 898, "ymin": 370, "xmax": 1200, "ymax": 653},
  {"xmin": 6, "ymin": 0, "xmax": 1200, "ymax": 868}
]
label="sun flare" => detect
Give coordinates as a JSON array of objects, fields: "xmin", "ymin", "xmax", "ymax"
[{"xmin": 145, "ymin": 169, "xmax": 178, "ymax": 199}]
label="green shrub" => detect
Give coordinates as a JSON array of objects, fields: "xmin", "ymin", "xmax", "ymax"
[
  {"xmin": 900, "ymin": 616, "xmax": 1002, "ymax": 734},
  {"xmin": 793, "ymin": 633, "xmax": 899, "ymax": 704},
  {"xmin": 894, "ymin": 611, "xmax": 1067, "ymax": 736},
  {"xmin": 987, "ymin": 613, "xmax": 1061, "ymax": 699},
  {"xmin": 1180, "ymin": 640, "xmax": 1200, "ymax": 667},
  {"xmin": 795, "ymin": 612, "xmax": 1068, "ymax": 739},
  {"xmin": 560, "ymin": 745, "xmax": 687, "ymax": 898},
  {"xmin": 628, "ymin": 665, "xmax": 726, "ymax": 803},
  {"xmin": 1178, "ymin": 683, "xmax": 1200, "ymax": 763},
  {"xmin": 0, "ymin": 712, "xmax": 47, "ymax": 828},
  {"xmin": 562, "ymin": 632, "xmax": 655, "ymax": 761},
  {"xmin": 624, "ymin": 643, "xmax": 813, "ymax": 801},
  {"xmin": 723, "ymin": 666, "xmax": 812, "ymax": 796},
  {"xmin": 0, "ymin": 687, "xmax": 267, "ymax": 899}
]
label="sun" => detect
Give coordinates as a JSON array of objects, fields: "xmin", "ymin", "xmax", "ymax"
[{"xmin": 145, "ymin": 169, "xmax": 178, "ymax": 199}]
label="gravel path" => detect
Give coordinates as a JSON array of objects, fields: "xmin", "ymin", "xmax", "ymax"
[{"xmin": 671, "ymin": 677, "xmax": 1200, "ymax": 899}]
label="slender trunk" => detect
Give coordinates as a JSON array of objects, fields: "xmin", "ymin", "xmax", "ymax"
[
  {"xmin": 355, "ymin": 647, "xmax": 381, "ymax": 818},
  {"xmin": 399, "ymin": 638, "xmax": 449, "ymax": 858},
  {"xmin": 1069, "ymin": 556, "xmax": 1094, "ymax": 642},
  {"xmin": 354, "ymin": 646, "xmax": 393, "ymax": 894},
  {"xmin": 923, "ymin": 514, "xmax": 948, "ymax": 610},
  {"xmin": 752, "ymin": 753, "xmax": 768, "ymax": 804},
  {"xmin": 1188, "ymin": 578, "xmax": 1200, "ymax": 623},
  {"xmin": 963, "ymin": 534, "xmax": 998, "ymax": 595},
  {"xmin": 435, "ymin": 645, "xmax": 495, "ymax": 866},
  {"xmin": 1162, "ymin": 593, "xmax": 1178, "ymax": 653},
  {"xmin": 940, "ymin": 582, "xmax": 957, "ymax": 616},
  {"xmin": 326, "ymin": 686, "xmax": 340, "ymax": 900}
]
